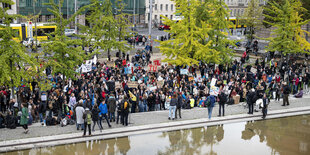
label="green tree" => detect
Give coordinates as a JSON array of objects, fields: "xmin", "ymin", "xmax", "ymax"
[
  {"xmin": 0, "ymin": 0, "xmax": 38, "ymax": 97},
  {"xmin": 42, "ymin": 0, "xmax": 89, "ymax": 83},
  {"xmin": 158, "ymin": 0, "xmax": 216, "ymax": 66},
  {"xmin": 241, "ymin": 0, "xmax": 263, "ymax": 42},
  {"xmin": 83, "ymin": 0, "xmax": 126, "ymax": 60},
  {"xmin": 115, "ymin": 0, "xmax": 131, "ymax": 58},
  {"xmin": 264, "ymin": 0, "xmax": 310, "ymax": 61},
  {"xmin": 206, "ymin": 0, "xmax": 236, "ymax": 64}
]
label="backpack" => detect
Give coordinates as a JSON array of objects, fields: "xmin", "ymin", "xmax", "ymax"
[{"xmin": 204, "ymin": 97, "xmax": 211, "ymax": 107}]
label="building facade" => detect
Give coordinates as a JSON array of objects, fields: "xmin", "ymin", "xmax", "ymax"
[
  {"xmin": 145, "ymin": 0, "xmax": 175, "ymax": 27},
  {"xmin": 1, "ymin": 0, "xmax": 18, "ymax": 23},
  {"xmin": 17, "ymin": 0, "xmax": 146, "ymax": 25},
  {"xmin": 225, "ymin": 0, "xmax": 266, "ymax": 17}
]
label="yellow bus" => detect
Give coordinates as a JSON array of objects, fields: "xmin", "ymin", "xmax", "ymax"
[
  {"xmin": 5, "ymin": 23, "xmax": 57, "ymax": 42},
  {"xmin": 228, "ymin": 17, "xmax": 247, "ymax": 29}
]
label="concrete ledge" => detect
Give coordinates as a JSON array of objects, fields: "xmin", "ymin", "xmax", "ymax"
[{"xmin": 1, "ymin": 106, "xmax": 310, "ymax": 153}]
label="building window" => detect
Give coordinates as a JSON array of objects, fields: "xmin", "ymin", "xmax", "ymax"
[
  {"xmin": 160, "ymin": 16, "xmax": 162, "ymax": 24},
  {"xmin": 160, "ymin": 4, "xmax": 163, "ymax": 11},
  {"xmin": 166, "ymin": 4, "xmax": 168, "ymax": 11},
  {"xmin": 2, "ymin": 3, "xmax": 12, "ymax": 9},
  {"xmin": 155, "ymin": 4, "xmax": 157, "ymax": 10},
  {"xmin": 171, "ymin": 4, "xmax": 173, "ymax": 11},
  {"xmin": 170, "ymin": 15, "xmax": 173, "ymax": 20},
  {"xmin": 26, "ymin": 0, "xmax": 32, "ymax": 7},
  {"xmin": 165, "ymin": 15, "xmax": 168, "ymax": 18},
  {"xmin": 155, "ymin": 15, "xmax": 158, "ymax": 20},
  {"xmin": 241, "ymin": 9, "xmax": 244, "ymax": 15}
]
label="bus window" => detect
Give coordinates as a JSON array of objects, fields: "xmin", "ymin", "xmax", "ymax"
[
  {"xmin": 35, "ymin": 28, "xmax": 55, "ymax": 36},
  {"xmin": 13, "ymin": 29, "xmax": 19, "ymax": 38}
]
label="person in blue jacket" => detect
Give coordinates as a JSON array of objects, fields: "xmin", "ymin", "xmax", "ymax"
[
  {"xmin": 99, "ymin": 100, "xmax": 112, "ymax": 129},
  {"xmin": 205, "ymin": 94, "xmax": 216, "ymax": 120}
]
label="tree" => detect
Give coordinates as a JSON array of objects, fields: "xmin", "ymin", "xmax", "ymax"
[
  {"xmin": 0, "ymin": 0, "xmax": 38, "ymax": 97},
  {"xmin": 115, "ymin": 0, "xmax": 131, "ymax": 58},
  {"xmin": 264, "ymin": 0, "xmax": 310, "ymax": 61},
  {"xmin": 241, "ymin": 0, "xmax": 263, "ymax": 42},
  {"xmin": 205, "ymin": 0, "xmax": 236, "ymax": 64},
  {"xmin": 82, "ymin": 0, "xmax": 127, "ymax": 60},
  {"xmin": 42, "ymin": 0, "xmax": 89, "ymax": 84},
  {"xmin": 158, "ymin": 0, "xmax": 216, "ymax": 66}
]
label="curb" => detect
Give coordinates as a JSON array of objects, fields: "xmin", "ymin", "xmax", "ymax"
[{"xmin": 1, "ymin": 106, "xmax": 310, "ymax": 153}]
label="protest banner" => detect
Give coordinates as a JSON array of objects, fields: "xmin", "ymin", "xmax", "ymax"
[
  {"xmin": 180, "ymin": 69, "xmax": 188, "ymax": 75},
  {"xmin": 81, "ymin": 64, "xmax": 91, "ymax": 73},
  {"xmin": 127, "ymin": 81, "xmax": 138, "ymax": 88},
  {"xmin": 188, "ymin": 77, "xmax": 194, "ymax": 81},
  {"xmin": 210, "ymin": 86, "xmax": 219, "ymax": 96}
]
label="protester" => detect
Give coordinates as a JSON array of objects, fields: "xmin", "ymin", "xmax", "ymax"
[
  {"xmin": 83, "ymin": 108, "xmax": 92, "ymax": 136},
  {"xmin": 91, "ymin": 104, "xmax": 102, "ymax": 132},
  {"xmin": 168, "ymin": 94, "xmax": 177, "ymax": 120},
  {"xmin": 99, "ymin": 100, "xmax": 112, "ymax": 128},
  {"xmin": 206, "ymin": 95, "xmax": 216, "ymax": 120},
  {"xmin": 76, "ymin": 102, "xmax": 85, "ymax": 130},
  {"xmin": 262, "ymin": 93, "xmax": 269, "ymax": 119},
  {"xmin": 121, "ymin": 96, "xmax": 130, "ymax": 126},
  {"xmin": 20, "ymin": 103, "xmax": 29, "ymax": 134}
]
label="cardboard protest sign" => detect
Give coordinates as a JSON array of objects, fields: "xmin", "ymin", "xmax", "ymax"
[
  {"xmin": 127, "ymin": 81, "xmax": 138, "ymax": 88},
  {"xmin": 106, "ymin": 61, "xmax": 114, "ymax": 68},
  {"xmin": 148, "ymin": 86, "xmax": 157, "ymax": 91},
  {"xmin": 157, "ymin": 80, "xmax": 165, "ymax": 87},
  {"xmin": 148, "ymin": 65, "xmax": 158, "ymax": 72},
  {"xmin": 180, "ymin": 69, "xmax": 188, "ymax": 75},
  {"xmin": 210, "ymin": 86, "xmax": 219, "ymax": 96},
  {"xmin": 153, "ymin": 59, "xmax": 161, "ymax": 66},
  {"xmin": 211, "ymin": 78, "xmax": 217, "ymax": 87},
  {"xmin": 115, "ymin": 82, "xmax": 121, "ymax": 89}
]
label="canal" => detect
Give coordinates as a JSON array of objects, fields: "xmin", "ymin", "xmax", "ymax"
[{"xmin": 5, "ymin": 115, "xmax": 310, "ymax": 155}]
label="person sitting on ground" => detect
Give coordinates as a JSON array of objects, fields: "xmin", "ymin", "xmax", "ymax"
[{"xmin": 294, "ymin": 88, "xmax": 303, "ymax": 98}]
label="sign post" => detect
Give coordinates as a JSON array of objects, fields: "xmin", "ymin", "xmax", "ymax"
[{"xmin": 27, "ymin": 21, "xmax": 33, "ymax": 38}]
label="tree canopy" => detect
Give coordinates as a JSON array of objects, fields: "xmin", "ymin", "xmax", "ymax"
[{"xmin": 264, "ymin": 0, "xmax": 310, "ymax": 56}]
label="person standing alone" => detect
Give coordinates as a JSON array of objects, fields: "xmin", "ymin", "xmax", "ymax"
[
  {"xmin": 282, "ymin": 82, "xmax": 290, "ymax": 106},
  {"xmin": 218, "ymin": 91, "xmax": 227, "ymax": 117}
]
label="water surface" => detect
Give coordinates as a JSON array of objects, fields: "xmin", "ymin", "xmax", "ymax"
[{"xmin": 6, "ymin": 115, "xmax": 310, "ymax": 155}]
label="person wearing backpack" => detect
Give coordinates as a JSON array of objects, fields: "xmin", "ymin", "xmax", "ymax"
[
  {"xmin": 218, "ymin": 91, "xmax": 227, "ymax": 117},
  {"xmin": 206, "ymin": 95, "xmax": 215, "ymax": 120},
  {"xmin": 121, "ymin": 96, "xmax": 130, "ymax": 126},
  {"xmin": 83, "ymin": 108, "xmax": 92, "ymax": 136}
]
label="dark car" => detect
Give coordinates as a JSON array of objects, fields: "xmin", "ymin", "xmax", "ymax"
[{"xmin": 158, "ymin": 25, "xmax": 170, "ymax": 30}]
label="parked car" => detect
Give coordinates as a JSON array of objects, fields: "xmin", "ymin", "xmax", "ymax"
[
  {"xmin": 65, "ymin": 29, "xmax": 76, "ymax": 37},
  {"xmin": 158, "ymin": 25, "xmax": 170, "ymax": 30},
  {"xmin": 23, "ymin": 38, "xmax": 40, "ymax": 48}
]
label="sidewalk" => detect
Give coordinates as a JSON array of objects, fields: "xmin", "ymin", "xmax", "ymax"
[{"xmin": 1, "ymin": 94, "xmax": 310, "ymax": 143}]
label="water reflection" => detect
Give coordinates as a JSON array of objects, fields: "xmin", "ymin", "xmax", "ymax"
[
  {"xmin": 5, "ymin": 115, "xmax": 310, "ymax": 155},
  {"xmin": 241, "ymin": 115, "xmax": 310, "ymax": 155}
]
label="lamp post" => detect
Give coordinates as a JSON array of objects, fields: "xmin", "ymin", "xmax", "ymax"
[{"xmin": 148, "ymin": 0, "xmax": 153, "ymax": 43}]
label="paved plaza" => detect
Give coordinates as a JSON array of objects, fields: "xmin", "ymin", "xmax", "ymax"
[{"xmin": 1, "ymin": 95, "xmax": 310, "ymax": 142}]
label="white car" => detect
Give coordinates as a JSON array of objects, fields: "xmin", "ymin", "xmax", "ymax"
[
  {"xmin": 65, "ymin": 29, "xmax": 76, "ymax": 37},
  {"xmin": 23, "ymin": 38, "xmax": 40, "ymax": 48}
]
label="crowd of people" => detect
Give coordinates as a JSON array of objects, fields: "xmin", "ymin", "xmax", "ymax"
[{"xmin": 0, "ymin": 43, "xmax": 309, "ymax": 136}]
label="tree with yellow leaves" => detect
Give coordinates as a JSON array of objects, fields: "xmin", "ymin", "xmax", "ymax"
[{"xmin": 264, "ymin": 0, "xmax": 310, "ymax": 61}]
